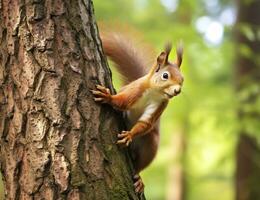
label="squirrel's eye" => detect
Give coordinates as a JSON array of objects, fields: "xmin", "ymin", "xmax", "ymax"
[{"xmin": 161, "ymin": 72, "xmax": 170, "ymax": 80}]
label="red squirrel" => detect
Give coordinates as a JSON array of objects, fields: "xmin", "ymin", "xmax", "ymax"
[{"xmin": 92, "ymin": 33, "xmax": 184, "ymax": 193}]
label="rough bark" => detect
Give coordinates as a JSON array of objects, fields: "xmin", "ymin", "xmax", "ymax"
[
  {"xmin": 235, "ymin": 0, "xmax": 260, "ymax": 200},
  {"xmin": 0, "ymin": 0, "xmax": 144, "ymax": 199}
]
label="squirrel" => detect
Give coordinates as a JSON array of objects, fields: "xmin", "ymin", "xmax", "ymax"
[{"xmin": 91, "ymin": 32, "xmax": 184, "ymax": 193}]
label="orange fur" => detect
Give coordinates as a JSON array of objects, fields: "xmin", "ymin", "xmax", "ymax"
[
  {"xmin": 92, "ymin": 32, "xmax": 184, "ymax": 193},
  {"xmin": 110, "ymin": 77, "xmax": 148, "ymax": 110}
]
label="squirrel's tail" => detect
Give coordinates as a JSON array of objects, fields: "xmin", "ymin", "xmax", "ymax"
[{"xmin": 100, "ymin": 32, "xmax": 152, "ymax": 84}]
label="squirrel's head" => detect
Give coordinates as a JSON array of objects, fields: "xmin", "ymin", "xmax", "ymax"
[{"xmin": 148, "ymin": 43, "xmax": 184, "ymax": 99}]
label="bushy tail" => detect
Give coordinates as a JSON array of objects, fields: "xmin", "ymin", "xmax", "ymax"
[{"xmin": 100, "ymin": 32, "xmax": 152, "ymax": 84}]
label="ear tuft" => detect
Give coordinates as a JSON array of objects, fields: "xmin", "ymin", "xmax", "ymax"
[
  {"xmin": 176, "ymin": 41, "xmax": 183, "ymax": 68},
  {"xmin": 164, "ymin": 42, "xmax": 172, "ymax": 64},
  {"xmin": 165, "ymin": 42, "xmax": 172, "ymax": 56}
]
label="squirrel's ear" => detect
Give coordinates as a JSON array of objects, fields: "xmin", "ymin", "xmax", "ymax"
[
  {"xmin": 149, "ymin": 43, "xmax": 172, "ymax": 76},
  {"xmin": 157, "ymin": 52, "xmax": 167, "ymax": 65},
  {"xmin": 155, "ymin": 52, "xmax": 166, "ymax": 72},
  {"xmin": 156, "ymin": 42, "xmax": 172, "ymax": 66},
  {"xmin": 148, "ymin": 52, "xmax": 166, "ymax": 76}
]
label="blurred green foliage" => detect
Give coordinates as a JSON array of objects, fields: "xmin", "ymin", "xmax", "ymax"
[{"xmin": 93, "ymin": 0, "xmax": 241, "ymax": 199}]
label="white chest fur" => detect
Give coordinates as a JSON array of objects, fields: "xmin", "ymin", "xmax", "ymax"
[{"xmin": 126, "ymin": 89, "xmax": 165, "ymax": 127}]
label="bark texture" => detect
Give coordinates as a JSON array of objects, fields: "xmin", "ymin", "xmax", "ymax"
[
  {"xmin": 0, "ymin": 0, "xmax": 144, "ymax": 199},
  {"xmin": 235, "ymin": 0, "xmax": 260, "ymax": 200}
]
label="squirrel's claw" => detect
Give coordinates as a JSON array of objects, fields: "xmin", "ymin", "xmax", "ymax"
[
  {"xmin": 94, "ymin": 97, "xmax": 104, "ymax": 102},
  {"xmin": 96, "ymin": 85, "xmax": 110, "ymax": 94},
  {"xmin": 117, "ymin": 131, "xmax": 132, "ymax": 146},
  {"xmin": 133, "ymin": 174, "xmax": 145, "ymax": 193},
  {"xmin": 91, "ymin": 90, "xmax": 108, "ymax": 97},
  {"xmin": 91, "ymin": 85, "xmax": 111, "ymax": 103}
]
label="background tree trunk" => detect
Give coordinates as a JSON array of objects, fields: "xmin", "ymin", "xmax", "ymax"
[
  {"xmin": 166, "ymin": 131, "xmax": 186, "ymax": 200},
  {"xmin": 0, "ymin": 0, "xmax": 144, "ymax": 199},
  {"xmin": 235, "ymin": 0, "xmax": 260, "ymax": 200}
]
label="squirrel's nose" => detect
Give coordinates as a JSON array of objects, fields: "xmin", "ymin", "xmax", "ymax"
[{"xmin": 174, "ymin": 88, "xmax": 181, "ymax": 95}]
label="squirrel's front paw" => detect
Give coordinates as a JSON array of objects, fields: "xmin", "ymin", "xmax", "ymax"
[
  {"xmin": 117, "ymin": 131, "xmax": 133, "ymax": 146},
  {"xmin": 91, "ymin": 85, "xmax": 111, "ymax": 103}
]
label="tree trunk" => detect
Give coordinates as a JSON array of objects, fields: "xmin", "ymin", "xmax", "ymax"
[
  {"xmin": 166, "ymin": 131, "xmax": 186, "ymax": 200},
  {"xmin": 235, "ymin": 0, "xmax": 260, "ymax": 200},
  {"xmin": 0, "ymin": 0, "xmax": 144, "ymax": 199},
  {"xmin": 236, "ymin": 134, "xmax": 260, "ymax": 200}
]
